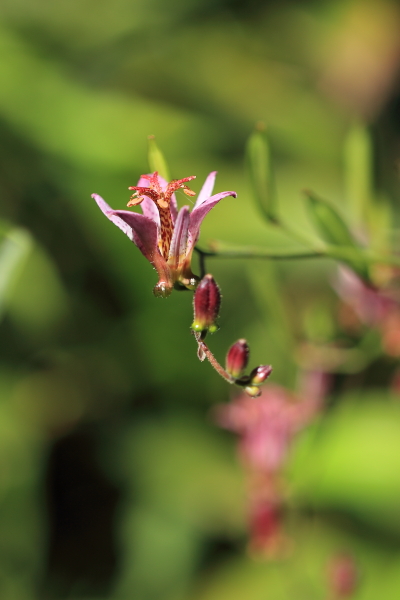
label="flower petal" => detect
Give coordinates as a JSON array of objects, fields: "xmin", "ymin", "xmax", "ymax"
[
  {"xmin": 136, "ymin": 176, "xmax": 161, "ymax": 228},
  {"xmin": 169, "ymin": 194, "xmax": 178, "ymax": 224},
  {"xmin": 111, "ymin": 209, "xmax": 174, "ymax": 294},
  {"xmin": 108, "ymin": 209, "xmax": 160, "ymax": 263},
  {"xmin": 93, "ymin": 194, "xmax": 135, "ymax": 239},
  {"xmin": 187, "ymin": 191, "xmax": 237, "ymax": 253},
  {"xmin": 194, "ymin": 171, "xmax": 217, "ymax": 209},
  {"xmin": 168, "ymin": 206, "xmax": 190, "ymax": 269}
]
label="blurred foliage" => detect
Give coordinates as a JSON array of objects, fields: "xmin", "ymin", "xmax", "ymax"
[{"xmin": 1, "ymin": 0, "xmax": 400, "ymax": 598}]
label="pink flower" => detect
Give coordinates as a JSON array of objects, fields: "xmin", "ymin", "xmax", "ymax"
[
  {"xmin": 334, "ymin": 266, "xmax": 394, "ymax": 327},
  {"xmin": 215, "ymin": 385, "xmax": 319, "ymax": 473},
  {"xmin": 92, "ymin": 172, "xmax": 236, "ymax": 297}
]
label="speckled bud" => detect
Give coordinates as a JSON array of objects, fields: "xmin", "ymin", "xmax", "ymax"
[
  {"xmin": 226, "ymin": 339, "xmax": 250, "ymax": 379},
  {"xmin": 191, "ymin": 274, "xmax": 221, "ymax": 333},
  {"xmin": 249, "ymin": 365, "xmax": 273, "ymax": 385}
]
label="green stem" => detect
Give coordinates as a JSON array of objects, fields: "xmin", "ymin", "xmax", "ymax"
[
  {"xmin": 196, "ymin": 245, "xmax": 325, "ymax": 261},
  {"xmin": 197, "ymin": 243, "xmax": 400, "ymax": 270}
]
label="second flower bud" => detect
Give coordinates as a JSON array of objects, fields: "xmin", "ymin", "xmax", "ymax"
[{"xmin": 226, "ymin": 339, "xmax": 250, "ymax": 379}]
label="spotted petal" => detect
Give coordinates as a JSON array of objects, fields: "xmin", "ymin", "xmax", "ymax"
[
  {"xmin": 187, "ymin": 191, "xmax": 237, "ymax": 253},
  {"xmin": 194, "ymin": 171, "xmax": 217, "ymax": 209}
]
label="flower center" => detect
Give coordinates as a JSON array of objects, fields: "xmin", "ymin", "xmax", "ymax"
[{"xmin": 128, "ymin": 172, "xmax": 196, "ymax": 258}]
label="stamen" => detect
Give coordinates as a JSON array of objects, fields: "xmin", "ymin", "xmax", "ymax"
[
  {"xmin": 127, "ymin": 173, "xmax": 196, "ymax": 259},
  {"xmin": 165, "ymin": 176, "xmax": 196, "ymax": 202},
  {"xmin": 183, "ymin": 186, "xmax": 196, "ymax": 197},
  {"xmin": 127, "ymin": 186, "xmax": 159, "ymax": 207},
  {"xmin": 127, "ymin": 192, "xmax": 144, "ymax": 207}
]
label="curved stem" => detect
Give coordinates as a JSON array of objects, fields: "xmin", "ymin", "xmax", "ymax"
[{"xmin": 194, "ymin": 332, "xmax": 235, "ymax": 384}]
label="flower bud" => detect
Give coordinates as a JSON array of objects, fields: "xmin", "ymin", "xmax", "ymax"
[
  {"xmin": 191, "ymin": 274, "xmax": 221, "ymax": 333},
  {"xmin": 244, "ymin": 385, "xmax": 262, "ymax": 398},
  {"xmin": 226, "ymin": 339, "xmax": 250, "ymax": 379},
  {"xmin": 250, "ymin": 365, "xmax": 273, "ymax": 385}
]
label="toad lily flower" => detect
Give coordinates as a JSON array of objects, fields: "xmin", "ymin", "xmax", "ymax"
[{"xmin": 92, "ymin": 172, "xmax": 237, "ymax": 297}]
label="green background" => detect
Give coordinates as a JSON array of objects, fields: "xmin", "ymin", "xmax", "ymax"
[{"xmin": 1, "ymin": 0, "xmax": 400, "ymax": 598}]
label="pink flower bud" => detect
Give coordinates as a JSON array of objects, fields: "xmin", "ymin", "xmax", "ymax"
[
  {"xmin": 191, "ymin": 274, "xmax": 221, "ymax": 333},
  {"xmin": 250, "ymin": 365, "xmax": 273, "ymax": 385},
  {"xmin": 226, "ymin": 339, "xmax": 250, "ymax": 378}
]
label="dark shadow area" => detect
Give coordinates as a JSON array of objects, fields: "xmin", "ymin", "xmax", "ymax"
[{"xmin": 42, "ymin": 427, "xmax": 121, "ymax": 598}]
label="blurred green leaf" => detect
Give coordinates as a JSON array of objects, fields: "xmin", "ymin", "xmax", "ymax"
[
  {"xmin": 246, "ymin": 126, "xmax": 278, "ymax": 223},
  {"xmin": 304, "ymin": 191, "xmax": 357, "ymax": 248},
  {"xmin": 290, "ymin": 392, "xmax": 400, "ymax": 535},
  {"xmin": 147, "ymin": 135, "xmax": 170, "ymax": 181},
  {"xmin": 7, "ymin": 242, "xmax": 68, "ymax": 335},
  {"xmin": 0, "ymin": 227, "xmax": 32, "ymax": 321},
  {"xmin": 344, "ymin": 122, "xmax": 373, "ymax": 227},
  {"xmin": 366, "ymin": 193, "xmax": 393, "ymax": 252},
  {"xmin": 304, "ymin": 191, "xmax": 370, "ymax": 280}
]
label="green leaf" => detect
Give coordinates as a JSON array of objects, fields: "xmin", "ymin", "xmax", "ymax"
[
  {"xmin": 344, "ymin": 121, "xmax": 373, "ymax": 226},
  {"xmin": 290, "ymin": 393, "xmax": 400, "ymax": 536},
  {"xmin": 0, "ymin": 228, "xmax": 32, "ymax": 321},
  {"xmin": 304, "ymin": 191, "xmax": 371, "ymax": 280},
  {"xmin": 147, "ymin": 135, "xmax": 170, "ymax": 181},
  {"xmin": 7, "ymin": 241, "xmax": 68, "ymax": 335},
  {"xmin": 245, "ymin": 125, "xmax": 278, "ymax": 223},
  {"xmin": 304, "ymin": 190, "xmax": 357, "ymax": 248}
]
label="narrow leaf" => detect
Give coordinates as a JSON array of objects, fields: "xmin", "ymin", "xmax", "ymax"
[
  {"xmin": 304, "ymin": 190, "xmax": 371, "ymax": 281},
  {"xmin": 305, "ymin": 190, "xmax": 357, "ymax": 248},
  {"xmin": 245, "ymin": 125, "xmax": 278, "ymax": 223},
  {"xmin": 147, "ymin": 135, "xmax": 170, "ymax": 181},
  {"xmin": 344, "ymin": 122, "xmax": 373, "ymax": 226}
]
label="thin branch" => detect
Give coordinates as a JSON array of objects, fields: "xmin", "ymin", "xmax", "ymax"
[
  {"xmin": 196, "ymin": 243, "xmax": 400, "ymax": 269},
  {"xmin": 194, "ymin": 332, "xmax": 234, "ymax": 384},
  {"xmin": 195, "ymin": 245, "xmax": 325, "ymax": 261},
  {"xmin": 194, "ymin": 246, "xmax": 207, "ymax": 278}
]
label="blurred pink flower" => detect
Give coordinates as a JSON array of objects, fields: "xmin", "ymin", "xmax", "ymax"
[
  {"xmin": 93, "ymin": 171, "xmax": 236, "ymax": 297},
  {"xmin": 335, "ymin": 266, "xmax": 400, "ymax": 357},
  {"xmin": 327, "ymin": 553, "xmax": 358, "ymax": 599},
  {"xmin": 247, "ymin": 496, "xmax": 285, "ymax": 556},
  {"xmin": 215, "ymin": 384, "xmax": 320, "ymax": 474},
  {"xmin": 334, "ymin": 266, "xmax": 394, "ymax": 328}
]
